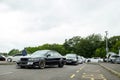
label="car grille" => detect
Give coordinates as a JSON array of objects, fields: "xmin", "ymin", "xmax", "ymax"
[
  {"xmin": 67, "ymin": 59, "xmax": 73, "ymax": 61},
  {"xmin": 21, "ymin": 58, "xmax": 28, "ymax": 61},
  {"xmin": 21, "ymin": 62, "xmax": 28, "ymax": 65}
]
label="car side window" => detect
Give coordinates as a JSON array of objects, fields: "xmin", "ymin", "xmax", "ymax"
[
  {"xmin": 54, "ymin": 52, "xmax": 61, "ymax": 57},
  {"xmin": 13, "ymin": 54, "xmax": 23, "ymax": 57},
  {"xmin": 47, "ymin": 51, "xmax": 54, "ymax": 58}
]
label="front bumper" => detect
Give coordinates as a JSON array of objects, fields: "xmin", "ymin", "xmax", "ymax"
[{"xmin": 17, "ymin": 61, "xmax": 39, "ymax": 68}]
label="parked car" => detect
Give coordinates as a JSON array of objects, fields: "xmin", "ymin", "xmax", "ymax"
[
  {"xmin": 81, "ymin": 56, "xmax": 86, "ymax": 63},
  {"xmin": 106, "ymin": 52, "xmax": 117, "ymax": 62},
  {"xmin": 85, "ymin": 58, "xmax": 91, "ymax": 62},
  {"xmin": 16, "ymin": 50, "xmax": 66, "ymax": 69},
  {"xmin": 115, "ymin": 57, "xmax": 120, "ymax": 64},
  {"xmin": 65, "ymin": 53, "xmax": 78, "ymax": 65},
  {"xmin": 86, "ymin": 57, "xmax": 103, "ymax": 63},
  {"xmin": 7, "ymin": 53, "xmax": 27, "ymax": 62},
  {"xmin": 109, "ymin": 55, "xmax": 119, "ymax": 63},
  {"xmin": 0, "ymin": 55, "xmax": 6, "ymax": 61},
  {"xmin": 78, "ymin": 56, "xmax": 83, "ymax": 64}
]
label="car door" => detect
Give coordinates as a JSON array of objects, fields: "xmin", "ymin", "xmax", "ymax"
[
  {"xmin": 45, "ymin": 51, "xmax": 59, "ymax": 65},
  {"xmin": 12, "ymin": 54, "xmax": 23, "ymax": 62}
]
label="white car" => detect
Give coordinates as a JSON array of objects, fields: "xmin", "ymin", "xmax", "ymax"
[
  {"xmin": 78, "ymin": 56, "xmax": 83, "ymax": 64},
  {"xmin": 109, "ymin": 55, "xmax": 119, "ymax": 63},
  {"xmin": 87, "ymin": 57, "xmax": 103, "ymax": 63},
  {"xmin": 7, "ymin": 54, "xmax": 26, "ymax": 62}
]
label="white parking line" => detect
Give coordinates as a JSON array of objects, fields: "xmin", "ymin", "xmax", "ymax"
[{"xmin": 0, "ymin": 72, "xmax": 13, "ymax": 76}]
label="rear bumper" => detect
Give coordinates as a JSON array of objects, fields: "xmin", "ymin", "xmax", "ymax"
[{"xmin": 66, "ymin": 60, "xmax": 78, "ymax": 64}]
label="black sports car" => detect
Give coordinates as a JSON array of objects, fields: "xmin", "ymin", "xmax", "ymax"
[
  {"xmin": 16, "ymin": 50, "xmax": 66, "ymax": 69},
  {"xmin": 0, "ymin": 55, "xmax": 6, "ymax": 61}
]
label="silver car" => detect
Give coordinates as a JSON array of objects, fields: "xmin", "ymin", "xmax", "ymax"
[{"xmin": 115, "ymin": 57, "xmax": 120, "ymax": 64}]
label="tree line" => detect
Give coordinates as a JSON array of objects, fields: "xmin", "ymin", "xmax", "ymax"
[{"xmin": 8, "ymin": 34, "xmax": 120, "ymax": 58}]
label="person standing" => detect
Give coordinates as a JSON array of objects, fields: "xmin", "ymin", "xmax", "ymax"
[{"xmin": 22, "ymin": 48, "xmax": 27, "ymax": 56}]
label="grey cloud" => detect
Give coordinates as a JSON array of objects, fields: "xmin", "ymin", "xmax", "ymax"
[
  {"xmin": 1, "ymin": 0, "xmax": 120, "ymax": 27},
  {"xmin": 1, "ymin": 0, "xmax": 120, "ymax": 52}
]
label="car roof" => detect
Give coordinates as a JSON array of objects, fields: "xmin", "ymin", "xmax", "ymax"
[
  {"xmin": 34, "ymin": 50, "xmax": 56, "ymax": 53},
  {"xmin": 65, "ymin": 53, "xmax": 77, "ymax": 56}
]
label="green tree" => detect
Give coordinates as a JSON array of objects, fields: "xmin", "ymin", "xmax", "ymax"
[
  {"xmin": 25, "ymin": 47, "xmax": 40, "ymax": 54},
  {"xmin": 109, "ymin": 36, "xmax": 120, "ymax": 50},
  {"xmin": 8, "ymin": 49, "xmax": 20, "ymax": 56},
  {"xmin": 8, "ymin": 34, "xmax": 120, "ymax": 58},
  {"xmin": 63, "ymin": 36, "xmax": 82, "ymax": 54},
  {"xmin": 40, "ymin": 44, "xmax": 66, "ymax": 55},
  {"xmin": 111, "ymin": 41, "xmax": 120, "ymax": 54},
  {"xmin": 95, "ymin": 48, "xmax": 106, "ymax": 57},
  {"xmin": 25, "ymin": 44, "xmax": 66, "ymax": 55},
  {"xmin": 86, "ymin": 34, "xmax": 102, "ymax": 57},
  {"xmin": 63, "ymin": 34, "xmax": 103, "ymax": 57},
  {"xmin": 76, "ymin": 34, "xmax": 102, "ymax": 57},
  {"xmin": 76, "ymin": 39, "xmax": 92, "ymax": 57}
]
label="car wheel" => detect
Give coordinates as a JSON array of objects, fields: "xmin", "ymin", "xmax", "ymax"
[
  {"xmin": 16, "ymin": 65, "xmax": 21, "ymax": 69},
  {"xmin": 7, "ymin": 58, "xmax": 12, "ymax": 62},
  {"xmin": 39, "ymin": 60, "xmax": 45, "ymax": 69},
  {"xmin": 58, "ymin": 59, "xmax": 64, "ymax": 68}
]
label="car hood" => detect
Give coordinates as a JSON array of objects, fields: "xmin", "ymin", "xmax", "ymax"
[
  {"xmin": 66, "ymin": 57, "xmax": 76, "ymax": 60},
  {"xmin": 21, "ymin": 55, "xmax": 44, "ymax": 59}
]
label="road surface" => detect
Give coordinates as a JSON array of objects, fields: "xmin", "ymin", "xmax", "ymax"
[{"xmin": 0, "ymin": 63, "xmax": 120, "ymax": 80}]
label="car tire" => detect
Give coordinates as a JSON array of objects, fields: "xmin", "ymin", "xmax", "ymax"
[
  {"xmin": 58, "ymin": 59, "xmax": 64, "ymax": 68},
  {"xmin": 16, "ymin": 65, "xmax": 21, "ymax": 69},
  {"xmin": 39, "ymin": 60, "xmax": 46, "ymax": 69},
  {"xmin": 7, "ymin": 58, "xmax": 12, "ymax": 62}
]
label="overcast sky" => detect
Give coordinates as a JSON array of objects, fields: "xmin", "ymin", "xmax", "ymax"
[{"xmin": 0, "ymin": 0, "xmax": 120, "ymax": 53}]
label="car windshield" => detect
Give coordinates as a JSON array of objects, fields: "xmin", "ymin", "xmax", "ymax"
[
  {"xmin": 14, "ymin": 54, "xmax": 23, "ymax": 56},
  {"xmin": 31, "ymin": 50, "xmax": 48, "ymax": 57},
  {"xmin": 0, "ymin": 55, "xmax": 4, "ymax": 57},
  {"xmin": 66, "ymin": 54, "xmax": 76, "ymax": 58}
]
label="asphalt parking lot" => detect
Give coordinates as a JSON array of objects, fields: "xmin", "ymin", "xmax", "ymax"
[{"xmin": 0, "ymin": 61, "xmax": 120, "ymax": 80}]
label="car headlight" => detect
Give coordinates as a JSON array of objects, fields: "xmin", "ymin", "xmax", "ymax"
[
  {"xmin": 73, "ymin": 58, "xmax": 77, "ymax": 61},
  {"xmin": 28, "ymin": 58, "xmax": 39, "ymax": 61}
]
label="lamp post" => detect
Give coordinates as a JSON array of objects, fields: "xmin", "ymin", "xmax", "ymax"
[
  {"xmin": 105, "ymin": 31, "xmax": 109, "ymax": 54},
  {"xmin": 118, "ymin": 47, "xmax": 120, "ymax": 56},
  {"xmin": 105, "ymin": 31, "xmax": 109, "ymax": 62}
]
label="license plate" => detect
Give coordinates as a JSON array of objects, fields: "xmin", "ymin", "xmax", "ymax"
[
  {"xmin": 27, "ymin": 62, "xmax": 33, "ymax": 65},
  {"xmin": 67, "ymin": 61, "xmax": 71, "ymax": 63}
]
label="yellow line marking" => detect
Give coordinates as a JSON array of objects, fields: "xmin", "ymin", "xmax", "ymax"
[
  {"xmin": 70, "ymin": 65, "xmax": 86, "ymax": 79},
  {"xmin": 82, "ymin": 75, "xmax": 85, "ymax": 78},
  {"xmin": 91, "ymin": 78, "xmax": 94, "ymax": 80},
  {"xmin": 79, "ymin": 65, "xmax": 86, "ymax": 70},
  {"xmin": 96, "ymin": 69, "xmax": 101, "ymax": 72},
  {"xmin": 100, "ymin": 74, "xmax": 103, "ymax": 76},
  {"xmin": 70, "ymin": 74, "xmax": 75, "ymax": 78},
  {"xmin": 76, "ymin": 70, "xmax": 79, "ymax": 73},
  {"xmin": 99, "ymin": 74, "xmax": 107, "ymax": 80}
]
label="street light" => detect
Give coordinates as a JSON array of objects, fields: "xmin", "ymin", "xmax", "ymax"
[
  {"xmin": 118, "ymin": 47, "xmax": 120, "ymax": 56},
  {"xmin": 105, "ymin": 31, "xmax": 109, "ymax": 62},
  {"xmin": 105, "ymin": 31, "xmax": 109, "ymax": 54}
]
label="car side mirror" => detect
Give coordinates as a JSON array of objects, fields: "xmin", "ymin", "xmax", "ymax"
[
  {"xmin": 76, "ymin": 56, "xmax": 78, "ymax": 59},
  {"xmin": 46, "ymin": 54, "xmax": 51, "ymax": 57}
]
